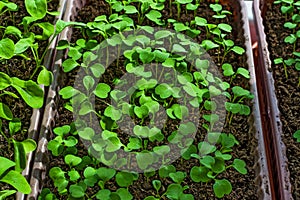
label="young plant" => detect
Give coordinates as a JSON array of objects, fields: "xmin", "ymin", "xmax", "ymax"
[
  {"xmin": 0, "ymin": 72, "xmax": 44, "ymax": 109},
  {"xmin": 47, "ymin": 124, "xmax": 78, "ymax": 156},
  {"xmin": 0, "ymin": 156, "xmax": 32, "ymax": 199},
  {"xmin": 190, "ymin": 133, "xmax": 247, "ymax": 198},
  {"xmin": 224, "ymin": 86, "xmax": 253, "ymax": 124},
  {"xmin": 293, "ymin": 130, "xmax": 300, "ymax": 142},
  {"xmin": 0, "ymin": 118, "xmax": 37, "ymax": 198},
  {"xmin": 210, "ymin": 3, "xmax": 232, "ymax": 19},
  {"xmin": 174, "ymin": 0, "xmax": 193, "ymax": 21},
  {"xmin": 0, "ymin": 0, "xmax": 17, "ymax": 17}
]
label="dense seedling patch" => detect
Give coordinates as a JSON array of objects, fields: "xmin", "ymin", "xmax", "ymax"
[
  {"xmin": 41, "ymin": 0, "xmax": 256, "ymax": 199},
  {"xmin": 0, "ymin": 0, "xmax": 77, "ymax": 198},
  {"xmin": 273, "ymin": 0, "xmax": 300, "ymax": 84}
]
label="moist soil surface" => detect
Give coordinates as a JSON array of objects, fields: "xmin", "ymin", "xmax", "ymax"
[
  {"xmin": 43, "ymin": 0, "xmax": 261, "ymax": 199},
  {"xmin": 0, "ymin": 0, "xmax": 59, "ymax": 197},
  {"xmin": 264, "ymin": 3, "xmax": 300, "ymax": 199}
]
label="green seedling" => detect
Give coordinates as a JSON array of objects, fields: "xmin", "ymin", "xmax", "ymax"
[
  {"xmin": 0, "ymin": 0, "xmax": 17, "ymax": 16},
  {"xmin": 293, "ymin": 130, "xmax": 300, "ymax": 142},
  {"xmin": 174, "ymin": 0, "xmax": 193, "ymax": 20},
  {"xmin": 49, "ymin": 167, "xmax": 69, "ymax": 195},
  {"xmin": 0, "ymin": 116, "xmax": 37, "ymax": 173},
  {"xmin": 273, "ymin": 0, "xmax": 300, "ymax": 84},
  {"xmin": 224, "ymin": 86, "xmax": 253, "ymax": 124},
  {"xmin": 0, "ymin": 72, "xmax": 43, "ymax": 109},
  {"xmin": 190, "ymin": 133, "xmax": 247, "ymax": 198},
  {"xmin": 210, "ymin": 3, "xmax": 232, "ymax": 19},
  {"xmin": 274, "ymin": 0, "xmax": 300, "ymax": 18},
  {"xmin": 166, "ymin": 104, "xmax": 189, "ymax": 120},
  {"xmin": 222, "ymin": 63, "xmax": 250, "ymax": 83},
  {"xmin": 170, "ymin": 20, "xmax": 201, "ymax": 38},
  {"xmin": 47, "ymin": 125, "xmax": 78, "ymax": 156},
  {"xmin": 164, "ymin": 183, "xmax": 194, "ymax": 200},
  {"xmin": 38, "ymin": 188, "xmax": 58, "ymax": 200},
  {"xmin": 116, "ymin": 171, "xmax": 138, "ymax": 188},
  {"xmin": 0, "ymin": 0, "xmax": 85, "ymax": 84},
  {"xmin": 0, "ymin": 156, "xmax": 32, "ymax": 198},
  {"xmin": 217, "ymin": 38, "xmax": 245, "ymax": 64}
]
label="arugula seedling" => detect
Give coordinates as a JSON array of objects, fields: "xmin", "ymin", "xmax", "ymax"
[
  {"xmin": 293, "ymin": 130, "xmax": 300, "ymax": 142},
  {"xmin": 224, "ymin": 86, "xmax": 253, "ymax": 124},
  {"xmin": 0, "ymin": 72, "xmax": 44, "ymax": 108},
  {"xmin": 146, "ymin": 10, "xmax": 164, "ymax": 25},
  {"xmin": 190, "ymin": 133, "xmax": 247, "ymax": 198},
  {"xmin": 38, "ymin": 188, "xmax": 58, "ymax": 200},
  {"xmin": 216, "ymin": 38, "xmax": 245, "ymax": 64},
  {"xmin": 173, "ymin": 0, "xmax": 193, "ymax": 20},
  {"xmin": 116, "ymin": 171, "xmax": 139, "ymax": 188},
  {"xmin": 0, "ymin": 116, "xmax": 37, "ymax": 173},
  {"xmin": 164, "ymin": 183, "xmax": 194, "ymax": 200},
  {"xmin": 49, "ymin": 167, "xmax": 69, "ymax": 194},
  {"xmin": 210, "ymin": 3, "xmax": 232, "ymax": 19},
  {"xmin": 222, "ymin": 63, "xmax": 250, "ymax": 83},
  {"xmin": 0, "ymin": 156, "xmax": 32, "ymax": 198},
  {"xmin": 0, "ymin": 0, "xmax": 17, "ymax": 17},
  {"xmin": 48, "ymin": 125, "xmax": 78, "ymax": 156}
]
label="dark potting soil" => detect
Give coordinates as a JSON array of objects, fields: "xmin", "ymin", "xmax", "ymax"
[
  {"xmin": 0, "ymin": 0, "xmax": 60, "ymax": 196},
  {"xmin": 43, "ymin": 0, "xmax": 259, "ymax": 199},
  {"xmin": 264, "ymin": 3, "xmax": 300, "ymax": 199}
]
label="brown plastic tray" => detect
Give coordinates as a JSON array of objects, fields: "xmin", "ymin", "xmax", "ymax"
[
  {"xmin": 253, "ymin": 0, "xmax": 293, "ymax": 199},
  {"xmin": 28, "ymin": 0, "xmax": 272, "ymax": 199},
  {"xmin": 14, "ymin": 0, "xmax": 67, "ymax": 199}
]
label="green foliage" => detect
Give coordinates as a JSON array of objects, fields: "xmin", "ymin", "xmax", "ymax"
[
  {"xmin": 293, "ymin": 130, "xmax": 300, "ymax": 142},
  {"xmin": 25, "ymin": 0, "xmax": 47, "ymax": 20},
  {"xmin": 45, "ymin": 0, "xmax": 250, "ymax": 199},
  {"xmin": 0, "ymin": 156, "xmax": 31, "ymax": 197},
  {"xmin": 190, "ymin": 133, "xmax": 246, "ymax": 198},
  {"xmin": 116, "ymin": 171, "xmax": 138, "ymax": 187},
  {"xmin": 273, "ymin": 0, "xmax": 300, "ymax": 79}
]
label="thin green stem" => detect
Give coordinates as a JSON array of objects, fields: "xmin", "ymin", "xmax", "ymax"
[
  {"xmin": 29, "ymin": 46, "xmax": 41, "ymax": 79},
  {"xmin": 40, "ymin": 34, "xmax": 57, "ymax": 65},
  {"xmin": 158, "ymin": 68, "xmax": 165, "ymax": 82},
  {"xmin": 283, "ymin": 63, "xmax": 288, "ymax": 79},
  {"xmin": 169, "ymin": 0, "xmax": 172, "ymax": 16},
  {"xmin": 229, "ymin": 113, "xmax": 233, "ymax": 125},
  {"xmin": 0, "ymin": 9, "xmax": 8, "ymax": 17},
  {"xmin": 177, "ymin": 3, "xmax": 181, "ymax": 21}
]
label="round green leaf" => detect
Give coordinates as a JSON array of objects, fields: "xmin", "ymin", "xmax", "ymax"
[
  {"xmin": 96, "ymin": 189, "xmax": 111, "ymax": 200},
  {"xmin": 116, "ymin": 172, "xmax": 135, "ymax": 187},
  {"xmin": 136, "ymin": 152, "xmax": 154, "ymax": 170},
  {"xmin": 116, "ymin": 188, "xmax": 133, "ymax": 200},
  {"xmin": 293, "ymin": 130, "xmax": 300, "ymax": 142},
  {"xmin": 64, "ymin": 155, "xmax": 82, "ymax": 167},
  {"xmin": 0, "ymin": 103, "xmax": 13, "ymax": 120},
  {"xmin": 0, "ymin": 72, "xmax": 12, "ymax": 90},
  {"xmin": 97, "ymin": 167, "xmax": 116, "ymax": 182},
  {"xmin": 94, "ymin": 83, "xmax": 111, "ymax": 99},
  {"xmin": 69, "ymin": 185, "xmax": 85, "ymax": 198},
  {"xmin": 11, "ymin": 79, "xmax": 43, "ymax": 108},
  {"xmin": 25, "ymin": 0, "xmax": 47, "ymax": 19},
  {"xmin": 232, "ymin": 159, "xmax": 247, "ymax": 174},
  {"xmin": 0, "ymin": 38, "xmax": 15, "ymax": 59},
  {"xmin": 0, "ymin": 170, "xmax": 31, "ymax": 194},
  {"xmin": 213, "ymin": 179, "xmax": 232, "ymax": 198},
  {"xmin": 37, "ymin": 67, "xmax": 53, "ymax": 86}
]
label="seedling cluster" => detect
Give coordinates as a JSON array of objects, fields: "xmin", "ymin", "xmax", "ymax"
[
  {"xmin": 0, "ymin": 0, "xmax": 78, "ymax": 198},
  {"xmin": 18, "ymin": 0, "xmax": 253, "ymax": 199},
  {"xmin": 273, "ymin": 0, "xmax": 300, "ymax": 144},
  {"xmin": 273, "ymin": 0, "xmax": 300, "ymax": 85}
]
